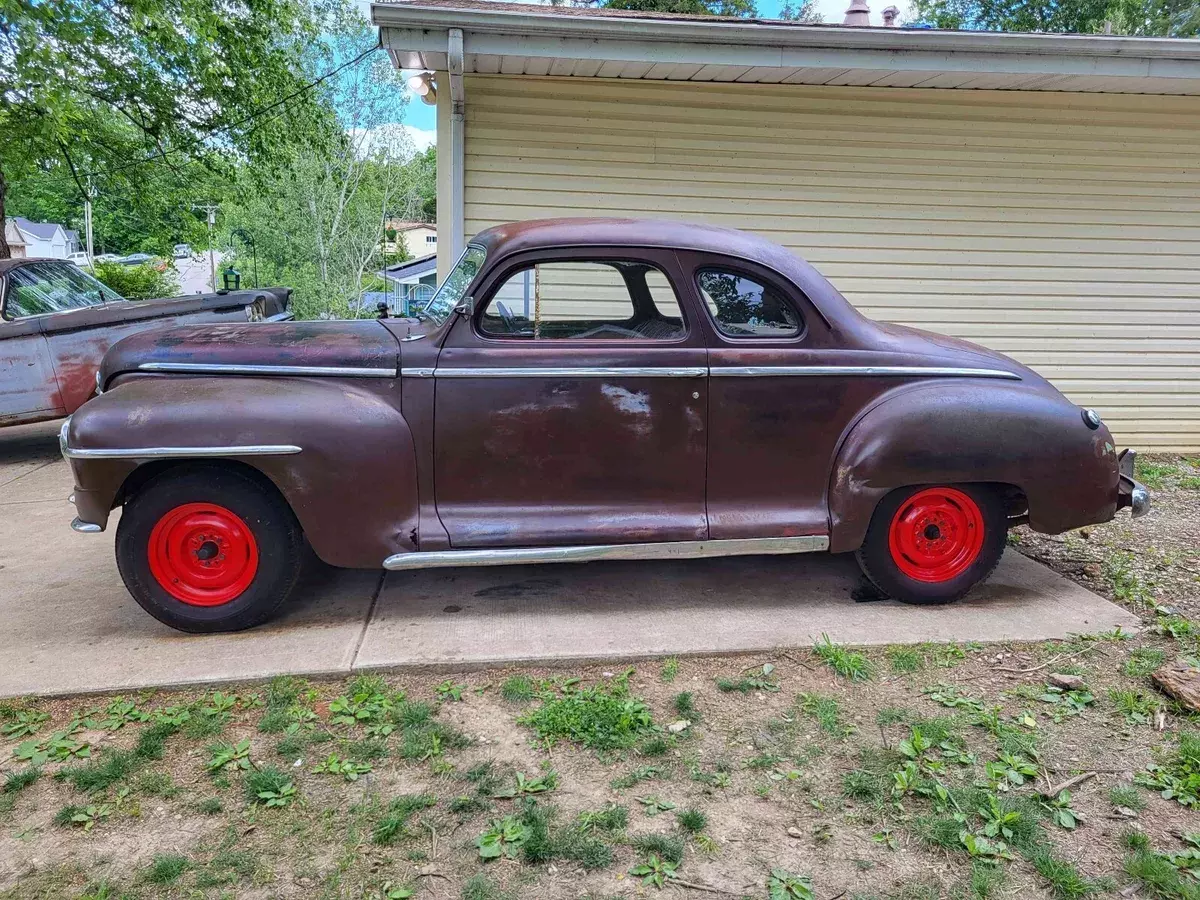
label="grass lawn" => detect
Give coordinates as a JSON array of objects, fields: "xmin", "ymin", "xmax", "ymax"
[{"xmin": 2, "ymin": 626, "xmax": 1200, "ymax": 900}]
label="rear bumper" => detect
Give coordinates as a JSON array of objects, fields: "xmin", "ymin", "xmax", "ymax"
[{"xmin": 1116, "ymin": 449, "xmax": 1151, "ymax": 518}]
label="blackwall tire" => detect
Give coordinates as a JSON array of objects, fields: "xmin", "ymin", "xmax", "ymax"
[
  {"xmin": 116, "ymin": 465, "xmax": 303, "ymax": 633},
  {"xmin": 855, "ymin": 483, "xmax": 1007, "ymax": 606}
]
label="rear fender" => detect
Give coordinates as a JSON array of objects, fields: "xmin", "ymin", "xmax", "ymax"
[
  {"xmin": 65, "ymin": 375, "xmax": 416, "ymax": 568},
  {"xmin": 828, "ymin": 381, "xmax": 1119, "ymax": 553}
]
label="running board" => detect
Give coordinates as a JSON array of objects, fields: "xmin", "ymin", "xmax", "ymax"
[{"xmin": 382, "ymin": 535, "xmax": 829, "ymax": 571}]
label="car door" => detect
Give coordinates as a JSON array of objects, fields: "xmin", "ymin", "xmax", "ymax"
[
  {"xmin": 0, "ymin": 314, "xmax": 60, "ymax": 425},
  {"xmin": 433, "ymin": 248, "xmax": 709, "ymax": 548},
  {"xmin": 680, "ymin": 251, "xmax": 880, "ymax": 541}
]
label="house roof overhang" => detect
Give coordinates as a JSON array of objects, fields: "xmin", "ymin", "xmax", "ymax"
[{"xmin": 372, "ymin": 0, "xmax": 1200, "ymax": 94}]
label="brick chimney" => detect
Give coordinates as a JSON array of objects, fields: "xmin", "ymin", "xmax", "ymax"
[
  {"xmin": 843, "ymin": 0, "xmax": 871, "ymax": 25},
  {"xmin": 882, "ymin": 5, "xmax": 899, "ymax": 24}
]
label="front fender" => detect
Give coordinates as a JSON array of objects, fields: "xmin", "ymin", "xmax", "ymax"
[
  {"xmin": 828, "ymin": 381, "xmax": 1119, "ymax": 553},
  {"xmin": 65, "ymin": 375, "xmax": 417, "ymax": 568}
]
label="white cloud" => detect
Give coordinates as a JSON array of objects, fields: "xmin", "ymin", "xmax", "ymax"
[{"xmin": 347, "ymin": 123, "xmax": 436, "ymax": 160}]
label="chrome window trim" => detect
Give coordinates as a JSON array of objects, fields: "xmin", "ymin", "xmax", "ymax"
[
  {"xmin": 432, "ymin": 367, "xmax": 708, "ymax": 378},
  {"xmin": 709, "ymin": 365, "xmax": 1021, "ymax": 380},
  {"xmin": 137, "ymin": 362, "xmax": 397, "ymax": 378},
  {"xmin": 383, "ymin": 534, "xmax": 828, "ymax": 571}
]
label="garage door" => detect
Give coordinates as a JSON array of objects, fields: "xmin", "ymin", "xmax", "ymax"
[{"xmin": 462, "ymin": 75, "xmax": 1200, "ymax": 452}]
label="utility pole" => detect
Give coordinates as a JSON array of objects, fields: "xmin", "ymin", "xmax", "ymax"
[
  {"xmin": 192, "ymin": 202, "xmax": 220, "ymax": 291},
  {"xmin": 84, "ymin": 179, "xmax": 95, "ymax": 265}
]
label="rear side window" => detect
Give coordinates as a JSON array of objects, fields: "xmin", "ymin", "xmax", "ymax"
[
  {"xmin": 697, "ymin": 268, "xmax": 802, "ymax": 338},
  {"xmin": 480, "ymin": 260, "xmax": 685, "ymax": 341}
]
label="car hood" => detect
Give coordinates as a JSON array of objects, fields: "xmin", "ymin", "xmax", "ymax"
[{"xmin": 99, "ymin": 320, "xmax": 400, "ymax": 389}]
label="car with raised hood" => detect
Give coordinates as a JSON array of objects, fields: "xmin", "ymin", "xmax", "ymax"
[
  {"xmin": 1, "ymin": 257, "xmax": 292, "ymax": 428},
  {"xmin": 60, "ymin": 219, "xmax": 1149, "ymax": 633}
]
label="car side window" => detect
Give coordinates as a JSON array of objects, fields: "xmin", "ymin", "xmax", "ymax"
[
  {"xmin": 697, "ymin": 268, "xmax": 802, "ymax": 338},
  {"xmin": 3, "ymin": 262, "xmax": 112, "ymax": 319},
  {"xmin": 479, "ymin": 260, "xmax": 685, "ymax": 341}
]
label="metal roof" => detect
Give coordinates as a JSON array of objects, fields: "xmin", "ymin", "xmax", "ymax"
[{"xmin": 373, "ymin": 0, "xmax": 1200, "ymax": 94}]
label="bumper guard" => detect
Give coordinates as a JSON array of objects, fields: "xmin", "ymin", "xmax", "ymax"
[{"xmin": 1117, "ymin": 449, "xmax": 1151, "ymax": 518}]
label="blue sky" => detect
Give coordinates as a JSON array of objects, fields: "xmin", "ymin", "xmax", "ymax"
[{"xmin": 378, "ymin": 0, "xmax": 871, "ymax": 141}]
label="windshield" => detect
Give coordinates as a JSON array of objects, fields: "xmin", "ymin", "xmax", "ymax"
[
  {"xmin": 3, "ymin": 261, "xmax": 126, "ymax": 319},
  {"xmin": 419, "ymin": 245, "xmax": 485, "ymax": 325}
]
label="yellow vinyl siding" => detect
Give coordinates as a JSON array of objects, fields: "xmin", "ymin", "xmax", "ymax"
[{"xmin": 463, "ymin": 75, "xmax": 1200, "ymax": 451}]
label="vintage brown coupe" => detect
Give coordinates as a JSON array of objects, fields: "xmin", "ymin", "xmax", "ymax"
[{"xmin": 60, "ymin": 219, "xmax": 1149, "ymax": 632}]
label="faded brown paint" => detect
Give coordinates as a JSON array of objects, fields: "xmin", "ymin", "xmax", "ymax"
[
  {"xmin": 0, "ymin": 258, "xmax": 291, "ymax": 426},
  {"xmin": 64, "ymin": 219, "xmax": 1127, "ymax": 571}
]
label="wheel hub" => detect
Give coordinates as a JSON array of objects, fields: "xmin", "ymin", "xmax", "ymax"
[
  {"xmin": 147, "ymin": 503, "xmax": 259, "ymax": 606},
  {"xmin": 887, "ymin": 487, "xmax": 985, "ymax": 584}
]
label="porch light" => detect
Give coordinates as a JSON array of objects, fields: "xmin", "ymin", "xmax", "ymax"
[
  {"xmin": 407, "ymin": 71, "xmax": 437, "ymax": 105},
  {"xmin": 222, "ymin": 266, "xmax": 241, "ymax": 291}
]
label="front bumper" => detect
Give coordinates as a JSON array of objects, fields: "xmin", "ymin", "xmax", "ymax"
[{"xmin": 1117, "ymin": 449, "xmax": 1151, "ymax": 518}]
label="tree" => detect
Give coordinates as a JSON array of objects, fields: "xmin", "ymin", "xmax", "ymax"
[
  {"xmin": 0, "ymin": 0, "xmax": 338, "ymax": 258},
  {"xmin": 912, "ymin": 0, "xmax": 1199, "ymax": 34},
  {"xmin": 595, "ymin": 0, "xmax": 759, "ymax": 17},
  {"xmin": 780, "ymin": 0, "xmax": 825, "ymax": 22}
]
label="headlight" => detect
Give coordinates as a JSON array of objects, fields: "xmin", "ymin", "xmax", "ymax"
[{"xmin": 1082, "ymin": 408, "xmax": 1102, "ymax": 429}]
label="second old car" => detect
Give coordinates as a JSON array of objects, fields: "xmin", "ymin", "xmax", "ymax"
[{"xmin": 60, "ymin": 219, "xmax": 1148, "ymax": 632}]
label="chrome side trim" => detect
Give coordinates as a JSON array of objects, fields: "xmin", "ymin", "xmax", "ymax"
[
  {"xmin": 710, "ymin": 365, "xmax": 1021, "ymax": 380},
  {"xmin": 71, "ymin": 517, "xmax": 102, "ymax": 534},
  {"xmin": 383, "ymin": 534, "xmax": 828, "ymax": 571},
  {"xmin": 401, "ymin": 367, "xmax": 436, "ymax": 378},
  {"xmin": 61, "ymin": 443, "xmax": 303, "ymax": 460},
  {"xmin": 137, "ymin": 362, "xmax": 397, "ymax": 378},
  {"xmin": 433, "ymin": 367, "xmax": 708, "ymax": 378},
  {"xmin": 264, "ymin": 311, "xmax": 295, "ymax": 322}
]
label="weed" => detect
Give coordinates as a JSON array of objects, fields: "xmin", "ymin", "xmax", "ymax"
[
  {"xmin": 373, "ymin": 793, "xmax": 437, "ymax": 845},
  {"xmin": 578, "ymin": 803, "xmax": 628, "ymax": 833},
  {"xmin": 887, "ymin": 646, "xmax": 924, "ymax": 674},
  {"xmin": 450, "ymin": 794, "xmax": 491, "ymax": 816},
  {"xmin": 63, "ymin": 749, "xmax": 138, "ymax": 793},
  {"xmin": 518, "ymin": 799, "xmax": 613, "ymax": 869},
  {"xmin": 1124, "ymin": 848, "xmax": 1200, "ymax": 900},
  {"xmin": 475, "ymin": 814, "xmax": 530, "ymax": 859},
  {"xmin": 519, "ymin": 679, "xmax": 653, "ymax": 750},
  {"xmin": 630, "ymin": 853, "xmax": 678, "ymax": 888},
  {"xmin": 1, "ymin": 709, "xmax": 48, "ymax": 739},
  {"xmin": 967, "ymin": 861, "xmax": 1006, "ymax": 900},
  {"xmin": 768, "ymin": 869, "xmax": 815, "ymax": 900},
  {"xmin": 136, "ymin": 772, "xmax": 177, "ymax": 798},
  {"xmin": 1109, "ymin": 784, "xmax": 1147, "ymax": 812},
  {"xmin": 924, "ymin": 684, "xmax": 986, "ymax": 713},
  {"xmin": 798, "ymin": 692, "xmax": 852, "ymax": 737},
  {"xmin": 814, "ymin": 635, "xmax": 873, "ymax": 680},
  {"xmin": 673, "ymin": 692, "xmax": 698, "ymax": 719},
  {"xmin": 313, "ymin": 752, "xmax": 372, "ymax": 781},
  {"xmin": 196, "ymin": 797, "xmax": 223, "ymax": 815},
  {"xmin": 55, "ymin": 803, "xmax": 111, "ymax": 831},
  {"xmin": 144, "ymin": 853, "xmax": 190, "ymax": 885},
  {"xmin": 640, "ymin": 736, "xmax": 672, "ymax": 757},
  {"xmin": 637, "ymin": 795, "xmax": 677, "ymax": 816},
  {"xmin": 1122, "ymin": 829, "xmax": 1151, "ymax": 851},
  {"xmin": 494, "ymin": 769, "xmax": 557, "ymax": 797},
  {"xmin": 194, "ymin": 849, "xmax": 260, "ymax": 888},
  {"xmin": 461, "ymin": 874, "xmax": 514, "ymax": 900},
  {"xmin": 399, "ymin": 720, "xmax": 471, "ymax": 761},
  {"xmin": 3, "ymin": 767, "xmax": 40, "ymax": 794},
  {"xmin": 843, "ymin": 769, "xmax": 887, "ymax": 803},
  {"xmin": 1137, "ymin": 731, "xmax": 1200, "ymax": 808},
  {"xmin": 1039, "ymin": 790, "xmax": 1082, "ymax": 830},
  {"xmin": 437, "ymin": 680, "xmax": 466, "ymax": 702},
  {"xmin": 465, "ymin": 761, "xmax": 506, "ymax": 796},
  {"xmin": 877, "ymin": 707, "xmax": 912, "ymax": 726},
  {"xmin": 395, "ymin": 700, "xmax": 433, "ymax": 727},
  {"xmin": 1126, "ymin": 648, "xmax": 1166, "ymax": 678},
  {"xmin": 1135, "ymin": 459, "xmax": 1178, "ymax": 490},
  {"xmin": 500, "ymin": 675, "xmax": 535, "ymax": 702},
  {"xmin": 206, "ymin": 738, "xmax": 252, "ymax": 774},
  {"xmin": 1104, "ymin": 552, "xmax": 1151, "ymax": 604},
  {"xmin": 630, "ymin": 833, "xmax": 685, "ymax": 864},
  {"xmin": 716, "ymin": 663, "xmax": 780, "ymax": 693},
  {"xmin": 1157, "ymin": 616, "xmax": 1197, "ymax": 641},
  {"xmin": 1030, "ymin": 848, "xmax": 1113, "ymax": 898},
  {"xmin": 675, "ymin": 807, "xmax": 707, "ymax": 834},
  {"xmin": 661, "ymin": 657, "xmax": 679, "ymax": 682},
  {"xmin": 134, "ymin": 721, "xmax": 178, "ymax": 760},
  {"xmin": 245, "ymin": 766, "xmax": 295, "ymax": 807}
]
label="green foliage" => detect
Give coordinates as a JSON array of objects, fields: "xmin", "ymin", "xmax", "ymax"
[
  {"xmin": 1038, "ymin": 684, "xmax": 1095, "ymax": 722},
  {"xmin": 500, "ymin": 676, "xmax": 535, "ymax": 703},
  {"xmin": 814, "ymin": 635, "xmax": 873, "ymax": 681},
  {"xmin": 630, "ymin": 833, "xmax": 685, "ymax": 864},
  {"xmin": 661, "ymin": 657, "xmax": 679, "ymax": 682},
  {"xmin": 1029, "ymin": 848, "xmax": 1113, "ymax": 898},
  {"xmin": 517, "ymin": 799, "xmax": 614, "ymax": 870},
  {"xmin": 798, "ymin": 692, "xmax": 853, "ymax": 737},
  {"xmin": 612, "ymin": 765, "xmax": 665, "ymax": 790},
  {"xmin": 716, "ymin": 663, "xmax": 780, "ymax": 693},
  {"xmin": 887, "ymin": 646, "xmax": 925, "ymax": 674},
  {"xmin": 91, "ymin": 262, "xmax": 179, "ymax": 300},
  {"xmin": 437, "ymin": 681, "xmax": 466, "ymax": 702},
  {"xmin": 1137, "ymin": 732, "xmax": 1200, "ymax": 808},
  {"xmin": 636, "ymin": 795, "xmax": 677, "ymax": 816},
  {"xmin": 3, "ymin": 767, "xmax": 40, "ymax": 794},
  {"xmin": 768, "ymin": 869, "xmax": 816, "ymax": 900},
  {"xmin": 207, "ymin": 738, "xmax": 252, "ymax": 774},
  {"xmin": 460, "ymin": 874, "xmax": 514, "ymax": 900},
  {"xmin": 312, "ymin": 752, "xmax": 372, "ymax": 782},
  {"xmin": 63, "ymin": 749, "xmax": 138, "ymax": 793},
  {"xmin": 676, "ymin": 807, "xmax": 707, "ymax": 833},
  {"xmin": 629, "ymin": 853, "xmax": 679, "ymax": 889},
  {"xmin": 1110, "ymin": 783, "xmax": 1147, "ymax": 812},
  {"xmin": 373, "ymin": 794, "xmax": 437, "ymax": 845},
  {"xmin": 1110, "ymin": 688, "xmax": 1162, "ymax": 725},
  {"xmin": 475, "ymin": 815, "xmax": 530, "ymax": 860},
  {"xmin": 912, "ymin": 0, "xmax": 1199, "ymax": 36},
  {"xmin": 144, "ymin": 853, "xmax": 190, "ymax": 885},
  {"xmin": 578, "ymin": 803, "xmax": 629, "ymax": 833},
  {"xmin": 603, "ymin": 0, "xmax": 758, "ymax": 17},
  {"xmin": 1124, "ymin": 847, "xmax": 1200, "ymax": 900},
  {"xmin": 518, "ymin": 677, "xmax": 654, "ymax": 750},
  {"xmin": 55, "ymin": 802, "xmax": 111, "ymax": 831},
  {"xmin": 1126, "ymin": 648, "xmax": 1167, "ymax": 678},
  {"xmin": 494, "ymin": 769, "xmax": 558, "ymax": 798},
  {"xmin": 1, "ymin": 709, "xmax": 48, "ymax": 739},
  {"xmin": 245, "ymin": 767, "xmax": 295, "ymax": 807},
  {"xmin": 673, "ymin": 691, "xmax": 698, "ymax": 719}
]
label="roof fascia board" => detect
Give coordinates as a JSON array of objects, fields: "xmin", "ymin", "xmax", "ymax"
[{"xmin": 378, "ymin": 24, "xmax": 1199, "ymax": 81}]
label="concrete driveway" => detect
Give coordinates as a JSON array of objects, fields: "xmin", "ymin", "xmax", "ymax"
[{"xmin": 0, "ymin": 419, "xmax": 1139, "ymax": 698}]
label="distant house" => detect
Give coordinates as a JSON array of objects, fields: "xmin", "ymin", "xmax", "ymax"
[
  {"xmin": 3, "ymin": 221, "xmax": 27, "ymax": 258},
  {"xmin": 380, "ymin": 252, "xmax": 438, "ymax": 315},
  {"xmin": 384, "ymin": 220, "xmax": 437, "ymax": 258},
  {"xmin": 12, "ymin": 218, "xmax": 70, "ymax": 259}
]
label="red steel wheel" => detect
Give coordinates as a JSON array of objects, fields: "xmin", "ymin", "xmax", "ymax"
[
  {"xmin": 886, "ymin": 486, "xmax": 986, "ymax": 584},
  {"xmin": 147, "ymin": 502, "xmax": 259, "ymax": 606}
]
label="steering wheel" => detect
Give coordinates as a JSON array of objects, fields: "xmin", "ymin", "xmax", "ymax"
[{"xmin": 495, "ymin": 301, "xmax": 517, "ymax": 333}]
